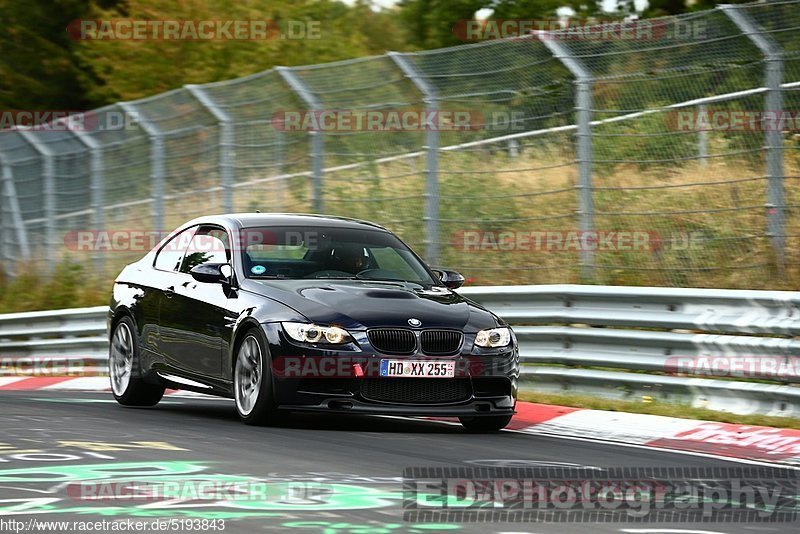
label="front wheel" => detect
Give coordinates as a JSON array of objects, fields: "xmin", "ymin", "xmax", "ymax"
[
  {"xmin": 459, "ymin": 414, "xmax": 513, "ymax": 433},
  {"xmin": 234, "ymin": 329, "xmax": 279, "ymax": 425},
  {"xmin": 109, "ymin": 316, "xmax": 164, "ymax": 407}
]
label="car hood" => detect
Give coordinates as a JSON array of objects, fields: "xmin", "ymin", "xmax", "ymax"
[{"xmin": 242, "ymin": 279, "xmax": 498, "ymax": 331}]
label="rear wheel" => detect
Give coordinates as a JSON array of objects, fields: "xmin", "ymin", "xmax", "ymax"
[
  {"xmin": 459, "ymin": 414, "xmax": 513, "ymax": 433},
  {"xmin": 109, "ymin": 316, "xmax": 164, "ymax": 406},
  {"xmin": 234, "ymin": 329, "xmax": 279, "ymax": 425}
]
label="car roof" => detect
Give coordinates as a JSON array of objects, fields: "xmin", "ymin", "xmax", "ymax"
[{"xmin": 190, "ymin": 213, "xmax": 390, "ymax": 232}]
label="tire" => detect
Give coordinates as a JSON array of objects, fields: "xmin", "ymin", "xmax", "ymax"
[
  {"xmin": 109, "ymin": 316, "xmax": 165, "ymax": 407},
  {"xmin": 234, "ymin": 328, "xmax": 279, "ymax": 425},
  {"xmin": 459, "ymin": 414, "xmax": 513, "ymax": 433}
]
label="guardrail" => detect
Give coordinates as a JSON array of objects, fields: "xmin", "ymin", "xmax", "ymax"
[
  {"xmin": 0, "ymin": 285, "xmax": 798, "ymax": 416},
  {"xmin": 0, "ymin": 306, "xmax": 108, "ymax": 375},
  {"xmin": 461, "ymin": 285, "xmax": 800, "ymax": 417}
]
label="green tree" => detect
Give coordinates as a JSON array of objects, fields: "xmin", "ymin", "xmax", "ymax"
[
  {"xmin": 397, "ymin": 0, "xmax": 488, "ymax": 49},
  {"xmin": 0, "ymin": 0, "xmax": 111, "ymax": 110},
  {"xmin": 74, "ymin": 0, "xmax": 410, "ymax": 103},
  {"xmin": 397, "ymin": 0, "xmax": 623, "ymax": 50}
]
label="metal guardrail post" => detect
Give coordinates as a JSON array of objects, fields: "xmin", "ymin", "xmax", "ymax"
[
  {"xmin": 67, "ymin": 118, "xmax": 105, "ymax": 274},
  {"xmin": 537, "ymin": 34, "xmax": 595, "ymax": 281},
  {"xmin": 120, "ymin": 102, "xmax": 164, "ymax": 234},
  {"xmin": 721, "ymin": 4, "xmax": 786, "ymax": 268},
  {"xmin": 388, "ymin": 51, "xmax": 440, "ymax": 265},
  {"xmin": 276, "ymin": 66, "xmax": 324, "ymax": 213},
  {"xmin": 185, "ymin": 85, "xmax": 234, "ymax": 213},
  {"xmin": 0, "ymin": 152, "xmax": 30, "ymax": 277},
  {"xmin": 16, "ymin": 130, "xmax": 55, "ymax": 271}
]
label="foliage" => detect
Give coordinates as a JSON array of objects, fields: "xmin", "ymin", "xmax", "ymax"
[
  {"xmin": 0, "ymin": 261, "xmax": 106, "ymax": 313},
  {"xmin": 74, "ymin": 0, "xmax": 410, "ymax": 103},
  {"xmin": 0, "ymin": 0, "xmax": 410, "ymax": 109},
  {"xmin": 0, "ymin": 0, "xmax": 103, "ymax": 110}
]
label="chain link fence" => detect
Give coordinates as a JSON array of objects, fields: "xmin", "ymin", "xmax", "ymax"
[{"xmin": 0, "ymin": 0, "xmax": 798, "ymax": 288}]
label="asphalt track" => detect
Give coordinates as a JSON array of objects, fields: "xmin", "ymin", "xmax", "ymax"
[{"xmin": 0, "ymin": 390, "xmax": 795, "ymax": 534}]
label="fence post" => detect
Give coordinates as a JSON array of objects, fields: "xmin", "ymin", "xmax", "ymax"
[
  {"xmin": 698, "ymin": 104, "xmax": 709, "ymax": 167},
  {"xmin": 185, "ymin": 84, "xmax": 234, "ymax": 213},
  {"xmin": 68, "ymin": 118, "xmax": 105, "ymax": 274},
  {"xmin": 721, "ymin": 4, "xmax": 786, "ymax": 268},
  {"xmin": 276, "ymin": 66, "xmax": 324, "ymax": 213},
  {"xmin": 0, "ymin": 153, "xmax": 30, "ymax": 277},
  {"xmin": 538, "ymin": 34, "xmax": 595, "ymax": 281},
  {"xmin": 0, "ymin": 152, "xmax": 6, "ymax": 276},
  {"xmin": 275, "ymin": 130, "xmax": 286, "ymax": 211},
  {"xmin": 16, "ymin": 130, "xmax": 55, "ymax": 272},
  {"xmin": 388, "ymin": 51, "xmax": 440, "ymax": 265},
  {"xmin": 120, "ymin": 102, "xmax": 165, "ymax": 234}
]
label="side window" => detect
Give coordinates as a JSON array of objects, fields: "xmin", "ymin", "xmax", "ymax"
[
  {"xmin": 154, "ymin": 227, "xmax": 196, "ymax": 272},
  {"xmin": 179, "ymin": 226, "xmax": 230, "ymax": 273}
]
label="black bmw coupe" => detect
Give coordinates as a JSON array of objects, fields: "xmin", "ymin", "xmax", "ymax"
[{"xmin": 108, "ymin": 214, "xmax": 519, "ymax": 431}]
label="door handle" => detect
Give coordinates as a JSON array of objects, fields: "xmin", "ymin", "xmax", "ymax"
[{"xmin": 164, "ymin": 286, "xmax": 176, "ymax": 298}]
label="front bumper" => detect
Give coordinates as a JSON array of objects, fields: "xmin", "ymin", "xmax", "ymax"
[
  {"xmin": 277, "ymin": 398, "xmax": 515, "ymax": 417},
  {"xmin": 262, "ymin": 323, "xmax": 519, "ymax": 416}
]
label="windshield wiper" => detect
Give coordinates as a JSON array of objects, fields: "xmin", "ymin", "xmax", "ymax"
[{"xmin": 353, "ymin": 275, "xmax": 425, "ymax": 287}]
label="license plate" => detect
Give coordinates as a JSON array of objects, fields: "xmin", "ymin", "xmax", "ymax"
[{"xmin": 379, "ymin": 360, "xmax": 455, "ymax": 378}]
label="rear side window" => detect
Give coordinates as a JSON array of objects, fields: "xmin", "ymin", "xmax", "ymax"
[{"xmin": 154, "ymin": 227, "xmax": 196, "ymax": 272}]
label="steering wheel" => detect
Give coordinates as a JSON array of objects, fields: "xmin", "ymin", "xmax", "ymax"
[{"xmin": 355, "ymin": 268, "xmax": 400, "ymax": 280}]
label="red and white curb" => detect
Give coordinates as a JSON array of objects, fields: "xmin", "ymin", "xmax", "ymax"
[
  {"xmin": 3, "ymin": 376, "xmax": 799, "ymax": 466},
  {"xmin": 511, "ymin": 402, "xmax": 800, "ymax": 467},
  {"xmin": 0, "ymin": 376, "xmax": 209, "ymax": 397}
]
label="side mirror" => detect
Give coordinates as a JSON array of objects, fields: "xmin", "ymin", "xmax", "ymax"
[
  {"xmin": 432, "ymin": 269, "xmax": 465, "ymax": 289},
  {"xmin": 190, "ymin": 263, "xmax": 233, "ymax": 284}
]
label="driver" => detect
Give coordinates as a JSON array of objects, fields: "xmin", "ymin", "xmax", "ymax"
[{"xmin": 333, "ymin": 243, "xmax": 368, "ymax": 274}]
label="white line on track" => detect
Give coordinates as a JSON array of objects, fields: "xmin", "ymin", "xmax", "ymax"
[
  {"xmin": 377, "ymin": 416, "xmax": 800, "ymax": 471},
  {"xmin": 517, "ymin": 428, "xmax": 800, "ymax": 471},
  {"xmin": 620, "ymin": 530, "xmax": 729, "ymax": 534},
  {"xmin": 0, "ymin": 377, "xmax": 27, "ymax": 387}
]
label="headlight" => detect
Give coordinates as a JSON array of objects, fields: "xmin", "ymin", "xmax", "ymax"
[
  {"xmin": 282, "ymin": 322, "xmax": 352, "ymax": 344},
  {"xmin": 474, "ymin": 327, "xmax": 511, "ymax": 348}
]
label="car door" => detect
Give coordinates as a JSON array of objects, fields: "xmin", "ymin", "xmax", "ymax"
[
  {"xmin": 158, "ymin": 225, "xmax": 233, "ymax": 378},
  {"xmin": 145, "ymin": 226, "xmax": 198, "ymax": 367}
]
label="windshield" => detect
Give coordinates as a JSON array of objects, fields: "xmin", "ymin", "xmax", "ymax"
[{"xmin": 240, "ymin": 226, "xmax": 435, "ymax": 284}]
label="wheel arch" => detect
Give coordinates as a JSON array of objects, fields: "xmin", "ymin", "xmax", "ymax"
[
  {"xmin": 108, "ymin": 306, "xmax": 136, "ymax": 346},
  {"xmin": 229, "ymin": 318, "xmax": 268, "ymax": 376}
]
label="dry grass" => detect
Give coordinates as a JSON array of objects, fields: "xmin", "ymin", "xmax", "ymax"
[{"xmin": 6, "ymin": 141, "xmax": 797, "ymax": 311}]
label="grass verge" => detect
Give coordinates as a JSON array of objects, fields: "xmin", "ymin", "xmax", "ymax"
[{"xmin": 519, "ymin": 390, "xmax": 800, "ymax": 430}]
